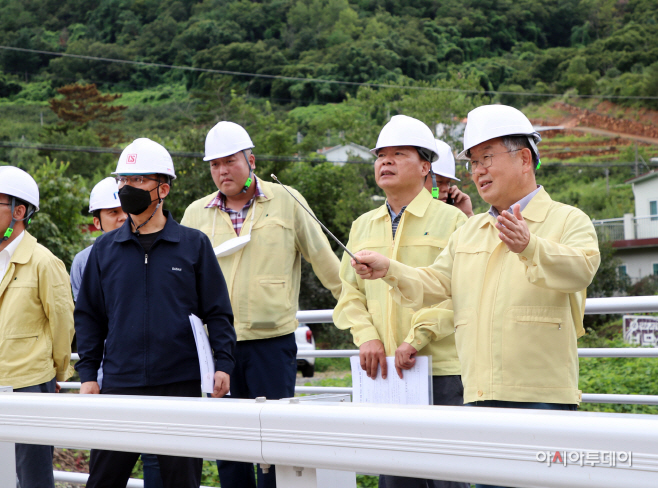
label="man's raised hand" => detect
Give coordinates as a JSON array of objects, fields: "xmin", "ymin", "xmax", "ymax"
[{"xmin": 496, "ymin": 203, "xmax": 530, "ymax": 254}]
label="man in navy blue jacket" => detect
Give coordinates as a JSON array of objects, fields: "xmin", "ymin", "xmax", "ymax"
[{"xmin": 75, "ymin": 138, "xmax": 236, "ymax": 488}]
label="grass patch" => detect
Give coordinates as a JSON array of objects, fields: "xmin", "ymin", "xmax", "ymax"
[
  {"xmin": 314, "ymin": 357, "xmax": 351, "ymax": 373},
  {"xmin": 304, "ymin": 373, "xmax": 352, "ymax": 388},
  {"xmin": 117, "ymin": 84, "xmax": 190, "ymax": 107},
  {"xmin": 578, "ymin": 330, "xmax": 658, "ymax": 415}
]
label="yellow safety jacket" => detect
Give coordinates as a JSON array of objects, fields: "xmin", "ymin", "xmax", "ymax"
[
  {"xmin": 334, "ymin": 189, "xmax": 468, "ymax": 375},
  {"xmin": 0, "ymin": 232, "xmax": 74, "ymax": 388},
  {"xmin": 383, "ymin": 188, "xmax": 600, "ymax": 404},
  {"xmin": 182, "ymin": 179, "xmax": 341, "ymax": 341}
]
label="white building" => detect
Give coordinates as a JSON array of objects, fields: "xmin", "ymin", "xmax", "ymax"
[
  {"xmin": 593, "ymin": 170, "xmax": 658, "ymax": 281},
  {"xmin": 317, "ymin": 143, "xmax": 374, "ymax": 166}
]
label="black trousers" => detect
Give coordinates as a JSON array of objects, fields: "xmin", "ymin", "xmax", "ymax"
[
  {"xmin": 86, "ymin": 380, "xmax": 203, "ymax": 488},
  {"xmin": 379, "ymin": 375, "xmax": 470, "ymax": 488}
]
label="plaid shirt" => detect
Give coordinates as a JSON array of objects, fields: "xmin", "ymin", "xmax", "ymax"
[
  {"xmin": 386, "ymin": 202, "xmax": 408, "ymax": 239},
  {"xmin": 205, "ymin": 177, "xmax": 267, "ymax": 235}
]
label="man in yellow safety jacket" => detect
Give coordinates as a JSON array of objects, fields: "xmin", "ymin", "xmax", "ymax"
[
  {"xmin": 0, "ymin": 166, "xmax": 75, "ymax": 488},
  {"xmin": 181, "ymin": 121, "xmax": 341, "ymax": 488},
  {"xmin": 351, "ymin": 105, "xmax": 601, "ymax": 488},
  {"xmin": 334, "ymin": 115, "xmax": 470, "ymax": 488}
]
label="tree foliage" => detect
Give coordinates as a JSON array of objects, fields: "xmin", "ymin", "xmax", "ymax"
[
  {"xmin": 48, "ymin": 83, "xmax": 127, "ymax": 146},
  {"xmin": 27, "ymin": 159, "xmax": 89, "ymax": 270},
  {"xmin": 1, "ymin": 0, "xmax": 657, "ymax": 106}
]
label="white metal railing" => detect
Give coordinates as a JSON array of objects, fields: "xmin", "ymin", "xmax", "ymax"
[
  {"xmin": 298, "ymin": 296, "xmax": 658, "ymax": 322},
  {"xmin": 1, "ymin": 393, "xmax": 658, "ymax": 488},
  {"xmin": 592, "ymin": 217, "xmax": 624, "ymax": 241},
  {"xmin": 69, "ymin": 348, "xmax": 658, "ymax": 363},
  {"xmin": 64, "ymin": 296, "xmax": 658, "ymax": 406},
  {"xmin": 634, "ymin": 215, "xmax": 658, "ymax": 239},
  {"xmin": 593, "ymin": 215, "xmax": 658, "ymax": 241},
  {"xmin": 4, "ymin": 295, "xmax": 658, "ymax": 487}
]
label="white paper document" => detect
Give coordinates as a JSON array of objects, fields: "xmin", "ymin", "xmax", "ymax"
[
  {"xmin": 189, "ymin": 314, "xmax": 215, "ymax": 394},
  {"xmin": 350, "ymin": 356, "xmax": 432, "ymax": 405}
]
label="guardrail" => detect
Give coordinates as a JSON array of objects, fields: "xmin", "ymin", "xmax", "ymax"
[
  {"xmin": 5, "ymin": 295, "xmax": 658, "ymax": 487},
  {"xmin": 1, "ymin": 393, "xmax": 657, "ymax": 488},
  {"xmin": 296, "ymin": 296, "xmax": 658, "ymax": 323},
  {"xmin": 65, "ymin": 296, "xmax": 658, "ymax": 406},
  {"xmin": 69, "ymin": 346, "xmax": 658, "ymax": 363}
]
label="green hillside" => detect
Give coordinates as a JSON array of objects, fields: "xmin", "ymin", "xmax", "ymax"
[
  {"xmin": 2, "ymin": 0, "xmax": 658, "ymax": 101},
  {"xmin": 1, "ymin": 0, "xmax": 656, "ymax": 309}
]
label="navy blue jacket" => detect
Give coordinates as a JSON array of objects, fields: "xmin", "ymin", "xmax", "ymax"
[{"xmin": 74, "ymin": 211, "xmax": 235, "ymax": 388}]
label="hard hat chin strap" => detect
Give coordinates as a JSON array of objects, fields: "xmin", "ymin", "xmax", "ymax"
[
  {"xmin": 132, "ymin": 200, "xmax": 161, "ymax": 236},
  {"xmin": 2, "ymin": 197, "xmax": 34, "ymax": 242},
  {"xmin": 241, "ymin": 150, "xmax": 253, "ymax": 193},
  {"xmin": 527, "ymin": 136, "xmax": 541, "ymax": 170},
  {"xmin": 430, "ymin": 171, "xmax": 439, "ymax": 199}
]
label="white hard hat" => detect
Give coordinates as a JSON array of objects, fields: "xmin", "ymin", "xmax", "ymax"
[
  {"xmin": 89, "ymin": 177, "xmax": 121, "ymax": 213},
  {"xmin": 0, "ymin": 165, "xmax": 40, "ymax": 210},
  {"xmin": 371, "ymin": 115, "xmax": 439, "ymax": 162},
  {"xmin": 457, "ymin": 105, "xmax": 541, "ymax": 162},
  {"xmin": 431, "ymin": 139, "xmax": 460, "ymax": 181},
  {"xmin": 112, "ymin": 138, "xmax": 176, "ymax": 180},
  {"xmin": 204, "ymin": 121, "xmax": 255, "ymax": 161}
]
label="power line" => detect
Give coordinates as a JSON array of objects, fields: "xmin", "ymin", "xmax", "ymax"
[
  {"xmin": 2, "ymin": 141, "xmax": 657, "ymax": 168},
  {"xmin": 3, "ymin": 45, "xmax": 658, "ymax": 101},
  {"xmin": 0, "ymin": 140, "xmax": 365, "ymax": 163}
]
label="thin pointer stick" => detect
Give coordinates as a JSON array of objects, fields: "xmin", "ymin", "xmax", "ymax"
[{"xmin": 271, "ymin": 174, "xmax": 360, "ymax": 264}]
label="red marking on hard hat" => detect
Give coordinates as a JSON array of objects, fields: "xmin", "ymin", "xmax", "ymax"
[{"xmin": 127, "ymin": 154, "xmax": 137, "ymax": 164}]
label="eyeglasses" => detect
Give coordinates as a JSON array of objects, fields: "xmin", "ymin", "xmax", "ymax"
[
  {"xmin": 115, "ymin": 175, "xmax": 160, "ymax": 186},
  {"xmin": 467, "ymin": 149, "xmax": 522, "ymax": 175}
]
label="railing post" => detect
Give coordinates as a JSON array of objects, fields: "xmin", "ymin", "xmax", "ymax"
[
  {"xmin": 0, "ymin": 386, "xmax": 15, "ymax": 488},
  {"xmin": 623, "ymin": 213, "xmax": 636, "ymax": 240},
  {"xmin": 275, "ymin": 466, "xmax": 356, "ymax": 488}
]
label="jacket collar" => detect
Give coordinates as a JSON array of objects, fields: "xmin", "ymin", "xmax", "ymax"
[
  {"xmin": 521, "ymin": 186, "xmax": 551, "ymax": 222},
  {"xmin": 9, "ymin": 231, "xmax": 37, "ymax": 265},
  {"xmin": 375, "ymin": 188, "xmax": 432, "ymax": 220},
  {"xmin": 114, "ymin": 210, "xmax": 180, "ymax": 243},
  {"xmin": 259, "ymin": 179, "xmax": 276, "ymax": 201}
]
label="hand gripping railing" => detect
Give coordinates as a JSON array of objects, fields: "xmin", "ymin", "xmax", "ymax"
[{"xmin": 0, "ymin": 393, "xmax": 657, "ymax": 488}]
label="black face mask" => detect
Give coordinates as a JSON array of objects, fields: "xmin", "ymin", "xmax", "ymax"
[{"xmin": 118, "ymin": 185, "xmax": 156, "ymax": 215}]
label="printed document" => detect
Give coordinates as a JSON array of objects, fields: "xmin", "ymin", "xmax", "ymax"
[
  {"xmin": 350, "ymin": 356, "xmax": 432, "ymax": 405},
  {"xmin": 189, "ymin": 314, "xmax": 215, "ymax": 394}
]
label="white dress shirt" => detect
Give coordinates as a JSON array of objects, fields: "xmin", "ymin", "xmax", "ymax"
[{"xmin": 0, "ymin": 230, "xmax": 25, "ymax": 280}]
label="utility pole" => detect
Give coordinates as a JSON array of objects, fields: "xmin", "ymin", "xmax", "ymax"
[
  {"xmin": 634, "ymin": 144, "xmax": 639, "ymax": 177},
  {"xmin": 605, "ymin": 168, "xmax": 610, "ymax": 195}
]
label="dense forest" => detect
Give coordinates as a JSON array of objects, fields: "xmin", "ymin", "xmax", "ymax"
[
  {"xmin": 1, "ymin": 0, "xmax": 658, "ymax": 103},
  {"xmin": 1, "ymin": 0, "xmax": 656, "ymax": 315}
]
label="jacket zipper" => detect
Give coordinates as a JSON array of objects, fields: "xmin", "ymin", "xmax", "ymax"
[{"xmin": 144, "ymin": 252, "xmax": 149, "ymax": 384}]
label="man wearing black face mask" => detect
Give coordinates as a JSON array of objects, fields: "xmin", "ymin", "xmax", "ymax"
[{"xmin": 74, "ymin": 138, "xmax": 236, "ymax": 488}]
